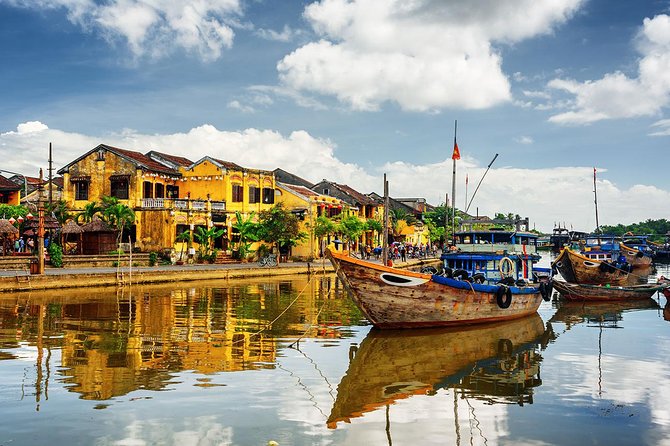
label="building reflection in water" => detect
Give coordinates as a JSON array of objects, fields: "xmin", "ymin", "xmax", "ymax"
[{"xmin": 0, "ymin": 275, "xmax": 359, "ymax": 403}]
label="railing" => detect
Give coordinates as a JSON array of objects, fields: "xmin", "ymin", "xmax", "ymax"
[{"xmin": 137, "ymin": 198, "xmax": 225, "ymax": 212}]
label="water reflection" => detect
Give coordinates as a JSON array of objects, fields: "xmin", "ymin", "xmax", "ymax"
[
  {"xmin": 0, "ymin": 276, "xmax": 362, "ymax": 404},
  {"xmin": 328, "ymin": 314, "xmax": 554, "ymax": 431},
  {"xmin": 549, "ymin": 299, "xmax": 661, "ymax": 329}
]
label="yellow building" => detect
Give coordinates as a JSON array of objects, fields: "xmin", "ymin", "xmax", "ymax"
[
  {"xmin": 0, "ymin": 175, "xmax": 21, "ymax": 205},
  {"xmin": 275, "ymin": 182, "xmax": 346, "ymax": 259}
]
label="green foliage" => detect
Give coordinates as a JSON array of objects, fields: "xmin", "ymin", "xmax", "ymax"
[
  {"xmin": 102, "ymin": 201, "xmax": 136, "ymax": 247},
  {"xmin": 337, "ymin": 215, "xmax": 365, "ymax": 249},
  {"xmin": 0, "ymin": 204, "xmax": 27, "ymax": 220},
  {"xmin": 425, "ymin": 220, "xmax": 446, "ymax": 244},
  {"xmin": 232, "ymin": 211, "xmax": 261, "ymax": 259},
  {"xmin": 600, "ymin": 219, "xmax": 670, "ymax": 241},
  {"xmin": 257, "ymin": 203, "xmax": 307, "ymax": 250},
  {"xmin": 47, "ymin": 200, "xmax": 72, "ymax": 225},
  {"xmin": 48, "ymin": 243, "xmax": 63, "ymax": 268},
  {"xmin": 149, "ymin": 252, "xmax": 158, "ymax": 266},
  {"xmin": 77, "ymin": 202, "xmax": 103, "ymax": 224},
  {"xmin": 193, "ymin": 226, "xmax": 225, "ymax": 259}
]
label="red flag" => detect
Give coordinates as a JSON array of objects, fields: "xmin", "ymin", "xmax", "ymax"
[{"xmin": 452, "ymin": 141, "xmax": 461, "ymax": 160}]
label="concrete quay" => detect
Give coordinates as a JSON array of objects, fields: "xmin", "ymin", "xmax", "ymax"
[{"xmin": 0, "ymin": 257, "xmax": 439, "ymax": 293}]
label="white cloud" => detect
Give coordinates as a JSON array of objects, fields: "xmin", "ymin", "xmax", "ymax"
[
  {"xmin": 515, "ymin": 135, "xmax": 534, "ymax": 144},
  {"xmin": 1, "ymin": 0, "xmax": 241, "ymax": 61},
  {"xmin": 255, "ymin": 24, "xmax": 297, "ymax": 42},
  {"xmin": 227, "ymin": 100, "xmax": 255, "ymax": 113},
  {"xmin": 549, "ymin": 14, "xmax": 670, "ymax": 124},
  {"xmin": 2, "ymin": 121, "xmax": 668, "ymax": 233},
  {"xmin": 277, "ymin": 0, "xmax": 584, "ymax": 111}
]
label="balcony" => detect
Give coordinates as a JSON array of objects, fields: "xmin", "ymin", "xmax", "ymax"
[{"xmin": 138, "ymin": 198, "xmax": 225, "ymax": 212}]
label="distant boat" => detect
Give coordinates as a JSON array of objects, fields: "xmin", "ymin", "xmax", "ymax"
[
  {"xmin": 327, "ymin": 314, "xmax": 549, "ymax": 428},
  {"xmin": 327, "ymin": 249, "xmax": 546, "ymax": 329},
  {"xmin": 551, "ymin": 279, "xmax": 667, "ymax": 301},
  {"xmin": 552, "ymin": 247, "xmax": 631, "ymax": 285},
  {"xmin": 579, "ymin": 234, "xmax": 652, "ymax": 269},
  {"xmin": 549, "ymin": 298, "xmax": 660, "ymax": 327}
]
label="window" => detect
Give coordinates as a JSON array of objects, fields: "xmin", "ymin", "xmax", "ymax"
[
  {"xmin": 143, "ymin": 181, "xmax": 153, "ymax": 199},
  {"xmin": 262, "ymin": 187, "xmax": 274, "ymax": 204},
  {"xmin": 74, "ymin": 181, "xmax": 89, "ymax": 201},
  {"xmin": 232, "ymin": 184, "xmax": 243, "ymax": 202},
  {"xmin": 248, "ymin": 186, "xmax": 260, "ymax": 203},
  {"xmin": 155, "ymin": 183, "xmax": 164, "ymax": 198},
  {"xmin": 166, "ymin": 185, "xmax": 179, "ymax": 198},
  {"xmin": 110, "ymin": 177, "xmax": 129, "ymax": 199}
]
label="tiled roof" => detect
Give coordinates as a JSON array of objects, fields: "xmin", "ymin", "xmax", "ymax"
[
  {"xmin": 282, "ymin": 183, "xmax": 320, "ymax": 198},
  {"xmin": 335, "ymin": 183, "xmax": 376, "ymax": 205},
  {"xmin": 146, "ymin": 150, "xmax": 193, "ymax": 167},
  {"xmin": 0, "ymin": 175, "xmax": 20, "ymax": 190},
  {"xmin": 105, "ymin": 145, "xmax": 180, "ymax": 174},
  {"xmin": 211, "ymin": 158, "xmax": 244, "ymax": 170}
]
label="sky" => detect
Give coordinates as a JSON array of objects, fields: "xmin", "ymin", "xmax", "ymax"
[{"xmin": 1, "ymin": 0, "xmax": 670, "ymax": 233}]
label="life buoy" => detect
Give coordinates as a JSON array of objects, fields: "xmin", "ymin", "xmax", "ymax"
[
  {"xmin": 499, "ymin": 257, "xmax": 515, "ymax": 278},
  {"xmin": 496, "ymin": 285, "xmax": 512, "ymax": 309}
]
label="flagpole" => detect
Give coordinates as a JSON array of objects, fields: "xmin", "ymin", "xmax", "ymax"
[
  {"xmin": 451, "ymin": 120, "xmax": 457, "ymax": 245},
  {"xmin": 465, "ymin": 173, "xmax": 468, "ymax": 211},
  {"xmin": 465, "ymin": 153, "xmax": 498, "ymax": 214}
]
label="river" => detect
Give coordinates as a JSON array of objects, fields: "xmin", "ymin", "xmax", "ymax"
[{"xmin": 0, "ymin": 262, "xmax": 669, "ymax": 445}]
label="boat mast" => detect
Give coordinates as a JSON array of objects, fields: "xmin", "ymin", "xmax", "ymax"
[
  {"xmin": 593, "ymin": 167, "xmax": 600, "ymax": 236},
  {"xmin": 382, "ymin": 174, "xmax": 389, "ymax": 266},
  {"xmin": 465, "ymin": 153, "xmax": 498, "ymax": 214}
]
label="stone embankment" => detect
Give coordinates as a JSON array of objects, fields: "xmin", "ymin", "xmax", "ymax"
[{"xmin": 0, "ymin": 256, "xmax": 440, "ymax": 293}]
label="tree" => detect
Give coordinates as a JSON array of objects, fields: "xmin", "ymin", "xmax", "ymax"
[
  {"xmin": 232, "ymin": 211, "xmax": 260, "ymax": 260},
  {"xmin": 193, "ymin": 226, "xmax": 225, "ymax": 261},
  {"xmin": 258, "ymin": 203, "xmax": 307, "ymax": 257},
  {"xmin": 366, "ymin": 218, "xmax": 383, "ymax": 245},
  {"xmin": 77, "ymin": 202, "xmax": 102, "ymax": 224},
  {"xmin": 175, "ymin": 231, "xmax": 191, "ymax": 262},
  {"xmin": 337, "ymin": 215, "xmax": 366, "ymax": 253},
  {"xmin": 313, "ymin": 215, "xmax": 336, "ymax": 256},
  {"xmin": 103, "ymin": 203, "xmax": 135, "ymax": 248},
  {"xmin": 48, "ymin": 200, "xmax": 71, "ymax": 226}
]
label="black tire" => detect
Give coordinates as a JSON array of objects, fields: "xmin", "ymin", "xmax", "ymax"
[
  {"xmin": 496, "ymin": 285, "xmax": 512, "ymax": 309},
  {"xmin": 453, "ymin": 269, "xmax": 469, "ymax": 280},
  {"xmin": 471, "ymin": 273, "xmax": 486, "ymax": 284}
]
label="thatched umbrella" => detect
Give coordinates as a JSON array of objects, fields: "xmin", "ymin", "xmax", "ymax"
[
  {"xmin": 61, "ymin": 220, "xmax": 84, "ymax": 255},
  {"xmin": 0, "ymin": 218, "xmax": 19, "ymax": 255}
]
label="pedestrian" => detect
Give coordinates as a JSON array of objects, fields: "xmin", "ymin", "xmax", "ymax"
[
  {"xmin": 27, "ymin": 238, "xmax": 35, "ymax": 253},
  {"xmin": 18, "ymin": 237, "xmax": 24, "ymax": 253},
  {"xmin": 14, "ymin": 238, "xmax": 20, "ymax": 253},
  {"xmin": 400, "ymin": 244, "xmax": 406, "ymax": 262}
]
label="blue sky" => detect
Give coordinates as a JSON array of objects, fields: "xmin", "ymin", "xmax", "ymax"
[{"xmin": 1, "ymin": 0, "xmax": 669, "ymax": 232}]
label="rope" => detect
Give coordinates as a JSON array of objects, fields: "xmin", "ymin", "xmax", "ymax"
[
  {"xmin": 288, "ymin": 276, "xmax": 333, "ymax": 348},
  {"xmin": 230, "ymin": 273, "xmax": 315, "ymax": 346}
]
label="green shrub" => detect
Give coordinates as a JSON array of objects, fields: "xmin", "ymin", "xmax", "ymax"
[
  {"xmin": 48, "ymin": 243, "xmax": 64, "ymax": 268},
  {"xmin": 149, "ymin": 252, "xmax": 158, "ymax": 266}
]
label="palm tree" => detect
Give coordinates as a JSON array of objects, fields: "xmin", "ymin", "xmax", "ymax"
[
  {"xmin": 103, "ymin": 203, "xmax": 136, "ymax": 248},
  {"xmin": 231, "ymin": 211, "xmax": 260, "ymax": 259},
  {"xmin": 193, "ymin": 226, "xmax": 225, "ymax": 261},
  {"xmin": 48, "ymin": 200, "xmax": 72, "ymax": 226},
  {"xmin": 77, "ymin": 202, "xmax": 102, "ymax": 224}
]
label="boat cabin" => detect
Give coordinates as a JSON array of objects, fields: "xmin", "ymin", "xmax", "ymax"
[{"xmin": 441, "ymin": 230, "xmax": 542, "ymax": 285}]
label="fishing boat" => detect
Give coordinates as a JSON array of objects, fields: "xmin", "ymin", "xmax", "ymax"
[
  {"xmin": 552, "ymin": 247, "xmax": 631, "ymax": 285},
  {"xmin": 326, "ymin": 249, "xmax": 546, "ymax": 329},
  {"xmin": 327, "ymin": 314, "xmax": 550, "ymax": 428},
  {"xmin": 551, "ymin": 279, "xmax": 667, "ymax": 301},
  {"xmin": 440, "ymin": 228, "xmax": 544, "ymax": 285}
]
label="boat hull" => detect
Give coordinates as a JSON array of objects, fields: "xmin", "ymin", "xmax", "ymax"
[
  {"xmin": 620, "ymin": 244, "xmax": 653, "ymax": 268},
  {"xmin": 327, "ymin": 250, "xmax": 542, "ymax": 329},
  {"xmin": 552, "ymin": 279, "xmax": 666, "ymax": 301},
  {"xmin": 552, "ymin": 248, "xmax": 630, "ymax": 285}
]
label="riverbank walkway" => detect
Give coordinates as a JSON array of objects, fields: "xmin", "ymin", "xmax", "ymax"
[{"xmin": 0, "ymin": 256, "xmax": 440, "ymax": 293}]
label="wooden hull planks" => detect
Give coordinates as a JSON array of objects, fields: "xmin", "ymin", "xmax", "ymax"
[
  {"xmin": 552, "ymin": 248, "xmax": 630, "ymax": 285},
  {"xmin": 552, "ymin": 279, "xmax": 667, "ymax": 301},
  {"xmin": 326, "ymin": 249, "xmax": 542, "ymax": 329}
]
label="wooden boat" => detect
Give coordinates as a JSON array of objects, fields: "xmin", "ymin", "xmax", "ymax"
[
  {"xmin": 619, "ymin": 243, "xmax": 653, "ymax": 268},
  {"xmin": 658, "ymin": 276, "xmax": 670, "ymax": 299},
  {"xmin": 326, "ymin": 249, "xmax": 544, "ymax": 329},
  {"xmin": 552, "ymin": 247, "xmax": 630, "ymax": 285},
  {"xmin": 551, "ymin": 279, "xmax": 667, "ymax": 301},
  {"xmin": 327, "ymin": 314, "xmax": 549, "ymax": 428}
]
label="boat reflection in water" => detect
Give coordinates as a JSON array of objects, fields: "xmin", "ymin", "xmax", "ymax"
[
  {"xmin": 328, "ymin": 313, "xmax": 554, "ymax": 429},
  {"xmin": 549, "ymin": 298, "xmax": 661, "ymax": 329}
]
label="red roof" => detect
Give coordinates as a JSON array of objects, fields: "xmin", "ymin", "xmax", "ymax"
[{"xmin": 0, "ymin": 175, "xmax": 20, "ymax": 190}]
